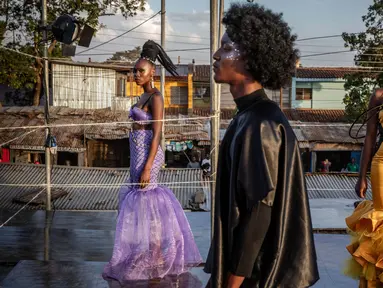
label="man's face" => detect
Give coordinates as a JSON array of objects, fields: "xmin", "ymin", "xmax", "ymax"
[
  {"xmin": 212, "ymin": 32, "xmax": 248, "ymax": 84},
  {"xmin": 351, "ymin": 158, "xmax": 355, "ymax": 164}
]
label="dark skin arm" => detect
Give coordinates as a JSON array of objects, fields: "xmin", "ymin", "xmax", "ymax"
[
  {"xmin": 356, "ymin": 89, "xmax": 383, "ymax": 198},
  {"xmin": 205, "ymin": 274, "xmax": 245, "ymax": 288},
  {"xmin": 140, "ymin": 93, "xmax": 163, "ymax": 187},
  {"xmin": 226, "ymin": 273, "xmax": 245, "ymax": 288}
]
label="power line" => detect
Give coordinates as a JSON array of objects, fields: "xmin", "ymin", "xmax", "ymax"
[
  {"xmin": 76, "ymin": 47, "xmax": 211, "ymax": 56},
  {"xmin": 296, "ymin": 33, "xmax": 361, "ymax": 42},
  {"xmin": 167, "ymin": 47, "xmax": 210, "ymax": 52},
  {"xmin": 91, "ymin": 37, "xmax": 208, "ymax": 46},
  {"xmin": 96, "ymin": 28, "xmax": 211, "ymax": 40},
  {"xmin": 84, "ymin": 33, "xmax": 362, "ymax": 58},
  {"xmin": 301, "ymin": 50, "xmax": 355, "ymax": 58},
  {"xmin": 77, "ymin": 11, "xmax": 161, "ymax": 55}
]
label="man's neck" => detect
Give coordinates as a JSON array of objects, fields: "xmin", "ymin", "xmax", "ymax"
[{"xmin": 229, "ymin": 80, "xmax": 263, "ymax": 99}]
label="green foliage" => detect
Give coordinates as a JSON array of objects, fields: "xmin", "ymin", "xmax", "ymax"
[
  {"xmin": 108, "ymin": 46, "xmax": 142, "ymax": 63},
  {"xmin": 342, "ymin": 0, "xmax": 383, "ymax": 121},
  {"xmin": 0, "ymin": 0, "xmax": 146, "ymax": 105}
]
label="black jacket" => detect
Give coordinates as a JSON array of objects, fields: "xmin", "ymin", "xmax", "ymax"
[{"xmin": 204, "ymin": 89, "xmax": 319, "ymax": 287}]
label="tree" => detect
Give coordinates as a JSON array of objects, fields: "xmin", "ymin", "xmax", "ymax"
[
  {"xmin": 107, "ymin": 46, "xmax": 142, "ymax": 63},
  {"xmin": 0, "ymin": 0, "xmax": 146, "ymax": 106},
  {"xmin": 342, "ymin": 0, "xmax": 383, "ymax": 121}
]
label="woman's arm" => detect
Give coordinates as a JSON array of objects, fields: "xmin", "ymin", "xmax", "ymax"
[
  {"xmin": 356, "ymin": 89, "xmax": 382, "ymax": 197},
  {"xmin": 144, "ymin": 93, "xmax": 163, "ymax": 171},
  {"xmin": 359, "ymin": 91, "xmax": 381, "ymax": 178}
]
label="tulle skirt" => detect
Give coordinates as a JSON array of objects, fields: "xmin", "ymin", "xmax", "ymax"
[{"xmin": 102, "ymin": 185, "xmax": 203, "ymax": 283}]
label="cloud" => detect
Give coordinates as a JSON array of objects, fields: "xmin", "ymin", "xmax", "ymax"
[
  {"xmin": 187, "ymin": 33, "xmax": 203, "ymax": 44},
  {"xmin": 168, "ymin": 11, "xmax": 209, "ymax": 24},
  {"xmin": 74, "ymin": 5, "xmax": 210, "ymax": 64},
  {"xmin": 197, "ymin": 21, "xmax": 209, "ymax": 29}
]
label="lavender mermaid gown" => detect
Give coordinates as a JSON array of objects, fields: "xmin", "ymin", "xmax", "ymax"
[{"xmin": 102, "ymin": 105, "xmax": 203, "ymax": 283}]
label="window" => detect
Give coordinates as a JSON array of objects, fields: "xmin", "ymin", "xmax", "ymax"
[
  {"xmin": 170, "ymin": 86, "xmax": 188, "ymax": 105},
  {"xmin": 193, "ymin": 84, "xmax": 209, "ymax": 99},
  {"xmin": 296, "ymin": 88, "xmax": 312, "ymax": 100}
]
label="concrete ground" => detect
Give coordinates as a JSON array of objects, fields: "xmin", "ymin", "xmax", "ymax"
[{"xmin": 0, "ymin": 210, "xmax": 357, "ymax": 287}]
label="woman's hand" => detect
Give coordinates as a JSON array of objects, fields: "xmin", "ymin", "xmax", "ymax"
[
  {"xmin": 355, "ymin": 177, "xmax": 368, "ymax": 198},
  {"xmin": 140, "ymin": 168, "xmax": 151, "ymax": 189}
]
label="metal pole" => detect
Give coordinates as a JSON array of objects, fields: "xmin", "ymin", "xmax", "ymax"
[
  {"xmin": 160, "ymin": 0, "xmax": 166, "ymax": 153},
  {"xmin": 210, "ymin": 0, "xmax": 219, "ymax": 239},
  {"xmin": 44, "ymin": 210, "xmax": 51, "ymax": 261},
  {"xmin": 42, "ymin": 0, "xmax": 51, "ymax": 211},
  {"xmin": 280, "ymin": 87, "xmax": 283, "ymax": 110},
  {"xmin": 218, "ymin": 0, "xmax": 224, "ymax": 46},
  {"xmin": 215, "ymin": 0, "xmax": 224, "ymax": 129}
]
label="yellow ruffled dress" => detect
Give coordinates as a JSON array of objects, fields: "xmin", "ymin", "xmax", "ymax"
[{"xmin": 345, "ymin": 112, "xmax": 383, "ymax": 288}]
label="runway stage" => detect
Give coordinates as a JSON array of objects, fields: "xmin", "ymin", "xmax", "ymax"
[{"xmin": 0, "ymin": 210, "xmax": 357, "ymax": 287}]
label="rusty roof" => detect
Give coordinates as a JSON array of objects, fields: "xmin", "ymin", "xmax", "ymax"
[
  {"xmin": 0, "ymin": 106, "xmax": 364, "ymax": 150},
  {"xmin": 0, "ymin": 106, "xmax": 129, "ymax": 151},
  {"xmin": 169, "ymin": 107, "xmax": 346, "ymax": 122},
  {"xmin": 296, "ymin": 67, "xmax": 378, "ymax": 79},
  {"xmin": 283, "ymin": 109, "xmax": 347, "ymax": 122},
  {"xmin": 153, "ymin": 75, "xmax": 188, "ymax": 82},
  {"xmin": 193, "ymin": 65, "xmax": 210, "ymax": 82},
  {"xmin": 291, "ymin": 122, "xmax": 365, "ymax": 144},
  {"xmin": 0, "ymin": 107, "xmax": 213, "ymax": 149}
]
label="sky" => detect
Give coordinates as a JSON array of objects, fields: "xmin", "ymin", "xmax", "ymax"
[{"xmin": 74, "ymin": 0, "xmax": 372, "ymax": 67}]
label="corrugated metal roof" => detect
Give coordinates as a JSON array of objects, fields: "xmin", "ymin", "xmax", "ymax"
[
  {"xmin": 293, "ymin": 128, "xmax": 306, "ymax": 142},
  {"xmin": 291, "ymin": 123, "xmax": 365, "ymax": 144},
  {"xmin": 0, "ymin": 163, "xmax": 207, "ymax": 210},
  {"xmin": 306, "ymin": 173, "xmax": 372, "ymax": 200},
  {"xmin": 0, "ymin": 163, "xmax": 371, "ymax": 212}
]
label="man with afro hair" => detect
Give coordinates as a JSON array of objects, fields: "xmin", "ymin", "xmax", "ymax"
[{"xmin": 204, "ymin": 2, "xmax": 319, "ymax": 288}]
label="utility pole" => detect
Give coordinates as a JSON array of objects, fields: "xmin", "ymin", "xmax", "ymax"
[
  {"xmin": 160, "ymin": 0, "xmax": 166, "ymax": 153},
  {"xmin": 210, "ymin": 0, "xmax": 219, "ymax": 239},
  {"xmin": 42, "ymin": 0, "xmax": 51, "ymax": 211}
]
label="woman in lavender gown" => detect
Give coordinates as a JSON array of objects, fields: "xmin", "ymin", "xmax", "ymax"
[{"xmin": 102, "ymin": 40, "xmax": 202, "ymax": 284}]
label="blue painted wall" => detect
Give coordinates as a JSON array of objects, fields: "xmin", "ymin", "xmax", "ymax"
[{"xmin": 292, "ymin": 78, "xmax": 346, "ymax": 109}]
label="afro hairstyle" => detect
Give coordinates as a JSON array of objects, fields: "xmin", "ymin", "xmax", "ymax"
[{"xmin": 222, "ymin": 2, "xmax": 299, "ymax": 89}]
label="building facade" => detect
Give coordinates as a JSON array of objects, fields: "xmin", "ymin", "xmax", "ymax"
[{"xmin": 291, "ymin": 67, "xmax": 360, "ymax": 110}]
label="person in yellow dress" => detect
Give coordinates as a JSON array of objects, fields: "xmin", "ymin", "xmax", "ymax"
[{"xmin": 345, "ymin": 88, "xmax": 383, "ymax": 288}]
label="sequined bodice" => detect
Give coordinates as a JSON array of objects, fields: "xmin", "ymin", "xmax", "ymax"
[{"xmin": 130, "ymin": 106, "xmax": 153, "ymax": 122}]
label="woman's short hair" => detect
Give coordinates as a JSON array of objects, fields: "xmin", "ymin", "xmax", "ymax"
[{"xmin": 223, "ymin": 2, "xmax": 299, "ymax": 89}]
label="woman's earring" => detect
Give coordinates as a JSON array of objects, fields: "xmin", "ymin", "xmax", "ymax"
[{"xmin": 151, "ymin": 76, "xmax": 154, "ymax": 88}]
